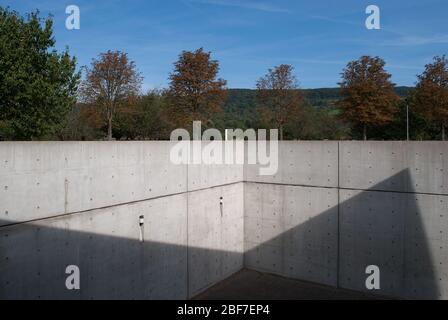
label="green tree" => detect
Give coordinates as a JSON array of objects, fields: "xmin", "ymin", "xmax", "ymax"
[
  {"xmin": 115, "ymin": 90, "xmax": 171, "ymax": 140},
  {"xmin": 0, "ymin": 8, "xmax": 80, "ymax": 140},
  {"xmin": 285, "ymin": 102, "xmax": 350, "ymax": 140},
  {"xmin": 59, "ymin": 103, "xmax": 105, "ymax": 141}
]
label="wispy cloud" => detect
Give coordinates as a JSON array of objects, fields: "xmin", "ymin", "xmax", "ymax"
[
  {"xmin": 388, "ymin": 64, "xmax": 423, "ymax": 71},
  {"xmin": 289, "ymin": 58, "xmax": 347, "ymax": 65},
  {"xmin": 186, "ymin": 0, "xmax": 291, "ymax": 13},
  {"xmin": 310, "ymin": 14, "xmax": 361, "ymax": 27},
  {"xmin": 384, "ymin": 34, "xmax": 448, "ymax": 46}
]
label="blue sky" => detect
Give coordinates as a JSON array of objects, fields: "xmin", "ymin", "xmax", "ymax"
[{"xmin": 2, "ymin": 0, "xmax": 447, "ymax": 90}]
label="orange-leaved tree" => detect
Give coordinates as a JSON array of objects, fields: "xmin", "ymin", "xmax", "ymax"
[
  {"xmin": 80, "ymin": 50, "xmax": 142, "ymax": 140},
  {"xmin": 166, "ymin": 48, "xmax": 227, "ymax": 130},
  {"xmin": 256, "ymin": 64, "xmax": 303, "ymax": 140},
  {"xmin": 413, "ymin": 55, "xmax": 448, "ymax": 140},
  {"xmin": 338, "ymin": 56, "xmax": 399, "ymax": 140}
]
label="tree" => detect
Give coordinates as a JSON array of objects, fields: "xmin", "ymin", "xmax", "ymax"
[
  {"xmin": 80, "ymin": 50, "xmax": 142, "ymax": 140},
  {"xmin": 166, "ymin": 48, "xmax": 227, "ymax": 130},
  {"xmin": 413, "ymin": 56, "xmax": 448, "ymax": 140},
  {"xmin": 256, "ymin": 64, "xmax": 303, "ymax": 140},
  {"xmin": 0, "ymin": 8, "xmax": 80, "ymax": 140},
  {"xmin": 338, "ymin": 56, "xmax": 399, "ymax": 140},
  {"xmin": 115, "ymin": 90, "xmax": 171, "ymax": 140},
  {"xmin": 58, "ymin": 103, "xmax": 105, "ymax": 141},
  {"xmin": 286, "ymin": 103, "xmax": 351, "ymax": 140}
]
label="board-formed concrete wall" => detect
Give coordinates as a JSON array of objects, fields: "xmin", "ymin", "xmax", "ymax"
[{"xmin": 0, "ymin": 142, "xmax": 244, "ymax": 299}]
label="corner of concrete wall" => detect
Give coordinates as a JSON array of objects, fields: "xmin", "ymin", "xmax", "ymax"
[
  {"xmin": 242, "ymin": 141, "xmax": 448, "ymax": 300},
  {"xmin": 0, "ymin": 141, "xmax": 245, "ymax": 299},
  {"xmin": 1, "ymin": 141, "xmax": 447, "ymax": 299}
]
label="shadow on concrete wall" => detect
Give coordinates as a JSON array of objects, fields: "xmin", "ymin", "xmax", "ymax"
[
  {"xmin": 0, "ymin": 170, "xmax": 441, "ymax": 299},
  {"xmin": 0, "ymin": 216, "xmax": 244, "ymax": 299},
  {"xmin": 245, "ymin": 169, "xmax": 440, "ymax": 299}
]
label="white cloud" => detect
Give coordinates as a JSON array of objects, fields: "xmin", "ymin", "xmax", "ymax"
[
  {"xmin": 186, "ymin": 0, "xmax": 291, "ymax": 13},
  {"xmin": 383, "ymin": 34, "xmax": 448, "ymax": 46}
]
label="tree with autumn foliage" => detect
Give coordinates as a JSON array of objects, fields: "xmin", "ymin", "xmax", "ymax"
[
  {"xmin": 166, "ymin": 48, "xmax": 227, "ymax": 130},
  {"xmin": 413, "ymin": 56, "xmax": 448, "ymax": 140},
  {"xmin": 80, "ymin": 51, "xmax": 142, "ymax": 140},
  {"xmin": 256, "ymin": 64, "xmax": 303, "ymax": 140},
  {"xmin": 338, "ymin": 56, "xmax": 399, "ymax": 140}
]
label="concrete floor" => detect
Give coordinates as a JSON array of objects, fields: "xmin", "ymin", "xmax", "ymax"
[{"xmin": 194, "ymin": 269, "xmax": 384, "ymax": 300}]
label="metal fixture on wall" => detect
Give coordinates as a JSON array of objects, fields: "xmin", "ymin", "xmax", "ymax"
[{"xmin": 139, "ymin": 215, "xmax": 144, "ymax": 242}]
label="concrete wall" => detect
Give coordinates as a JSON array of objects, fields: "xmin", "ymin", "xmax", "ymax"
[
  {"xmin": 0, "ymin": 194, "xmax": 188, "ymax": 299},
  {"xmin": 244, "ymin": 183, "xmax": 338, "ymax": 287},
  {"xmin": 245, "ymin": 141, "xmax": 448, "ymax": 300},
  {"xmin": 244, "ymin": 142, "xmax": 340, "ymax": 288},
  {"xmin": 1, "ymin": 141, "xmax": 447, "ymax": 300},
  {"xmin": 0, "ymin": 142, "xmax": 244, "ymax": 299},
  {"xmin": 0, "ymin": 142, "xmax": 187, "ymax": 225},
  {"xmin": 244, "ymin": 141, "xmax": 338, "ymax": 187},
  {"xmin": 188, "ymin": 183, "xmax": 244, "ymax": 297},
  {"xmin": 338, "ymin": 142, "xmax": 448, "ymax": 299}
]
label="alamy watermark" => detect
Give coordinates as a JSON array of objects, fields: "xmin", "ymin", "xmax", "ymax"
[
  {"xmin": 169, "ymin": 121, "xmax": 279, "ymax": 176},
  {"xmin": 65, "ymin": 5, "xmax": 80, "ymax": 30},
  {"xmin": 65, "ymin": 265, "xmax": 80, "ymax": 290},
  {"xmin": 365, "ymin": 5, "xmax": 380, "ymax": 30},
  {"xmin": 365, "ymin": 265, "xmax": 381, "ymax": 290}
]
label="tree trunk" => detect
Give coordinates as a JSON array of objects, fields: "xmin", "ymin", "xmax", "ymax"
[
  {"xmin": 443, "ymin": 125, "xmax": 446, "ymax": 141},
  {"xmin": 279, "ymin": 125, "xmax": 283, "ymax": 141},
  {"xmin": 363, "ymin": 124, "xmax": 367, "ymax": 141},
  {"xmin": 108, "ymin": 116, "xmax": 113, "ymax": 141}
]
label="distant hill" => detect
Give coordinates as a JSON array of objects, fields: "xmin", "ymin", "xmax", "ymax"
[{"xmin": 225, "ymin": 86, "xmax": 414, "ymax": 110}]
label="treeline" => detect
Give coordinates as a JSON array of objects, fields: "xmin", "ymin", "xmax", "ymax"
[
  {"xmin": 223, "ymin": 87, "xmax": 416, "ymax": 139},
  {"xmin": 226, "ymin": 87, "xmax": 413, "ymax": 111},
  {"xmin": 1, "ymin": 8, "xmax": 447, "ymax": 141}
]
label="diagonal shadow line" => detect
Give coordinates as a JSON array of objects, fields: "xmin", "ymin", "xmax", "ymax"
[
  {"xmin": 0, "ymin": 220, "xmax": 244, "ymax": 299},
  {"xmin": 0, "ymin": 187, "xmax": 245, "ymax": 300},
  {"xmin": 244, "ymin": 169, "xmax": 440, "ymax": 299},
  {"xmin": 0, "ymin": 170, "xmax": 442, "ymax": 299}
]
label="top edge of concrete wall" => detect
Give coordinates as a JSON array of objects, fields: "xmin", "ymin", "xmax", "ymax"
[
  {"xmin": 245, "ymin": 141, "xmax": 448, "ymax": 195},
  {"xmin": 244, "ymin": 141, "xmax": 339, "ymax": 188},
  {"xmin": 0, "ymin": 141, "xmax": 243, "ymax": 226},
  {"xmin": 1, "ymin": 141, "xmax": 447, "ymax": 226},
  {"xmin": 339, "ymin": 141, "xmax": 448, "ymax": 195}
]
